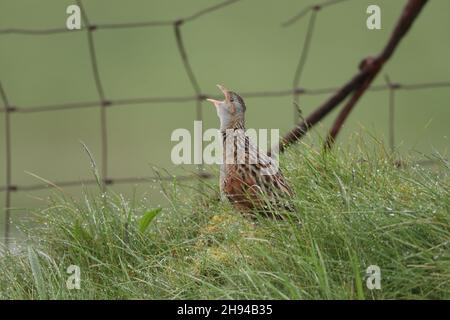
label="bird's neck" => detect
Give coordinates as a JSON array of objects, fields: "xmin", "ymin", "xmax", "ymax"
[
  {"xmin": 220, "ymin": 117, "xmax": 245, "ymax": 133},
  {"xmin": 221, "ymin": 119, "xmax": 247, "ymax": 165}
]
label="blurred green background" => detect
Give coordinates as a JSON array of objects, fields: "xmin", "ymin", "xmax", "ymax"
[{"xmin": 1, "ymin": 0, "xmax": 449, "ymax": 241}]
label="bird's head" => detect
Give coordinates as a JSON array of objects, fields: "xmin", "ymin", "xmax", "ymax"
[{"xmin": 207, "ymin": 84, "xmax": 246, "ymax": 130}]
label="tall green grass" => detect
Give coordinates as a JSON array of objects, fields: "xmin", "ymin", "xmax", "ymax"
[{"xmin": 0, "ymin": 139, "xmax": 449, "ymax": 299}]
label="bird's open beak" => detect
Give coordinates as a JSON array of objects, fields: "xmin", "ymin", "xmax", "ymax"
[
  {"xmin": 206, "ymin": 98, "xmax": 221, "ymax": 107},
  {"xmin": 206, "ymin": 84, "xmax": 230, "ymax": 107},
  {"xmin": 216, "ymin": 84, "xmax": 230, "ymax": 101}
]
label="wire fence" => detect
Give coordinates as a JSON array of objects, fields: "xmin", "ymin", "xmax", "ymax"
[{"xmin": 1, "ymin": 0, "xmax": 449, "ymax": 247}]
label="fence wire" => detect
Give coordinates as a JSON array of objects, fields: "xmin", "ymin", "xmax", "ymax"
[{"xmin": 1, "ymin": 0, "xmax": 449, "ymax": 247}]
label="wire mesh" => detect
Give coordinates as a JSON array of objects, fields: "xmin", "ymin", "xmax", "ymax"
[{"xmin": 1, "ymin": 0, "xmax": 448, "ymax": 246}]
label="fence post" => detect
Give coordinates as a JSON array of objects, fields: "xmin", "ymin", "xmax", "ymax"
[
  {"xmin": 1, "ymin": 83, "xmax": 12, "ymax": 249},
  {"xmin": 290, "ymin": 9, "xmax": 318, "ymax": 124},
  {"xmin": 76, "ymin": 0, "xmax": 110, "ymax": 189}
]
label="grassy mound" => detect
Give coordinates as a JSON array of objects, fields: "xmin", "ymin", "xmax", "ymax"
[{"xmin": 0, "ymin": 141, "xmax": 449, "ymax": 299}]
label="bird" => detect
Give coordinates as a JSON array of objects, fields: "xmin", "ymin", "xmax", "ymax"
[{"xmin": 207, "ymin": 85, "xmax": 294, "ymax": 216}]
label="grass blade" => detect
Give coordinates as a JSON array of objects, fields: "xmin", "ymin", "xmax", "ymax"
[
  {"xmin": 138, "ymin": 208, "xmax": 162, "ymax": 233},
  {"xmin": 27, "ymin": 245, "xmax": 47, "ymax": 300}
]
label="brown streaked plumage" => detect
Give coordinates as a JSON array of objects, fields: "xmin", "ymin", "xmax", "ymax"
[{"xmin": 207, "ymin": 85, "xmax": 294, "ymax": 215}]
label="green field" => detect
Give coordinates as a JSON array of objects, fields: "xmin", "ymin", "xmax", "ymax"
[
  {"xmin": 0, "ymin": 141, "xmax": 449, "ymax": 299},
  {"xmin": 1, "ymin": 1, "xmax": 449, "ymax": 248}
]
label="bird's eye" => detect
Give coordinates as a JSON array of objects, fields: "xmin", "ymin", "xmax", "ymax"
[{"xmin": 229, "ymin": 95, "xmax": 235, "ymax": 102}]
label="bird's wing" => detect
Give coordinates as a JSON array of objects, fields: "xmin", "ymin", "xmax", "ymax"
[{"xmin": 241, "ymin": 134, "xmax": 295, "ymax": 210}]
